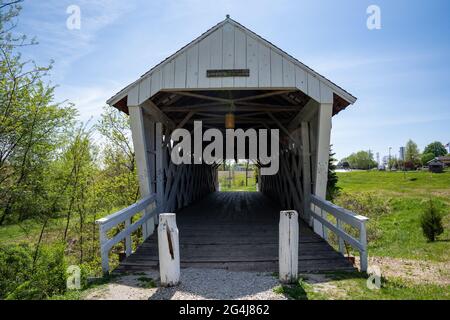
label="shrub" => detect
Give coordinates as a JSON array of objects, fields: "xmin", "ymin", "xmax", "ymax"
[
  {"xmin": 0, "ymin": 243, "xmax": 68, "ymax": 299},
  {"xmin": 420, "ymin": 200, "xmax": 444, "ymax": 242},
  {"xmin": 334, "ymin": 192, "xmax": 391, "ymax": 243}
]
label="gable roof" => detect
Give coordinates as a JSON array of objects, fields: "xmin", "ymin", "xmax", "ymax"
[{"xmin": 107, "ymin": 17, "xmax": 357, "ymax": 109}]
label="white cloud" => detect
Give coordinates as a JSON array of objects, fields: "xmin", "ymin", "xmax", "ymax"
[{"xmin": 54, "ymin": 84, "xmax": 112, "ymax": 124}]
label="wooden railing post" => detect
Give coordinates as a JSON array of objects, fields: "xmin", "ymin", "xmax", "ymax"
[
  {"xmin": 279, "ymin": 210, "xmax": 299, "ymax": 284},
  {"xmin": 158, "ymin": 213, "xmax": 180, "ymax": 287},
  {"xmin": 336, "ymin": 218, "xmax": 345, "ymax": 255},
  {"xmin": 360, "ymin": 220, "xmax": 368, "ymax": 272},
  {"xmin": 125, "ymin": 218, "xmax": 132, "ymax": 256},
  {"xmin": 99, "ymin": 224, "xmax": 109, "ymax": 275}
]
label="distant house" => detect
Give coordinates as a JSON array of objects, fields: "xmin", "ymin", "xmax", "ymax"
[
  {"xmin": 427, "ymin": 159, "xmax": 445, "ymax": 173},
  {"xmin": 436, "ymin": 156, "xmax": 450, "ymax": 167}
]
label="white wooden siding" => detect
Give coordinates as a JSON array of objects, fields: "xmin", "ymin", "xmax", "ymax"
[
  {"xmin": 222, "ymin": 23, "xmax": 235, "ymax": 88},
  {"xmin": 174, "ymin": 53, "xmax": 187, "ymax": 88},
  {"xmin": 198, "ymin": 34, "xmax": 211, "ymax": 88},
  {"xmin": 127, "ymin": 21, "xmax": 349, "ymax": 106},
  {"xmin": 209, "ymin": 29, "xmax": 223, "ymax": 88},
  {"xmin": 270, "ymin": 50, "xmax": 283, "ymax": 87},
  {"xmin": 186, "ymin": 44, "xmax": 199, "ymax": 88},
  {"xmin": 246, "ymin": 35, "xmax": 258, "ymax": 88},
  {"xmin": 234, "ymin": 27, "xmax": 247, "ymax": 87}
]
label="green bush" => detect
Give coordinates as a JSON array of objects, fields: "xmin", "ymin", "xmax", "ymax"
[
  {"xmin": 0, "ymin": 243, "xmax": 68, "ymax": 299},
  {"xmin": 420, "ymin": 200, "xmax": 444, "ymax": 242},
  {"xmin": 334, "ymin": 192, "xmax": 391, "ymax": 243}
]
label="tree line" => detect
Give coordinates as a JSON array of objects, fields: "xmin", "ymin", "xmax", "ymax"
[
  {"xmin": 0, "ymin": 1, "xmax": 139, "ymax": 298},
  {"xmin": 339, "ymin": 140, "xmax": 448, "ymax": 171}
]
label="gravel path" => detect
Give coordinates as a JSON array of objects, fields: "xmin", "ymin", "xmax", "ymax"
[{"xmin": 85, "ymin": 268, "xmax": 287, "ymax": 300}]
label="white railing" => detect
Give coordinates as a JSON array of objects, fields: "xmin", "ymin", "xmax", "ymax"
[
  {"xmin": 309, "ymin": 194, "xmax": 369, "ymax": 272},
  {"xmin": 96, "ymin": 193, "xmax": 158, "ymax": 274}
]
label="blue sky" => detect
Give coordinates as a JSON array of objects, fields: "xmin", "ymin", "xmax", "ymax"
[{"xmin": 17, "ymin": 0, "xmax": 450, "ymax": 160}]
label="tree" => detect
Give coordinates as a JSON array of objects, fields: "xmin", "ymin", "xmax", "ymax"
[
  {"xmin": 0, "ymin": 2, "xmax": 76, "ymax": 225},
  {"xmin": 345, "ymin": 151, "xmax": 377, "ymax": 170},
  {"xmin": 327, "ymin": 148, "xmax": 340, "ymax": 201},
  {"xmin": 423, "ymin": 142, "xmax": 447, "ymax": 158},
  {"xmin": 404, "ymin": 139, "xmax": 420, "ymax": 167},
  {"xmin": 95, "ymin": 105, "xmax": 138, "ymax": 207},
  {"xmin": 421, "ymin": 153, "xmax": 435, "ymax": 166},
  {"xmin": 420, "ymin": 200, "xmax": 444, "ymax": 242}
]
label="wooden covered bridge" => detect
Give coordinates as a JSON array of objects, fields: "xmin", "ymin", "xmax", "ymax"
[{"xmin": 96, "ymin": 17, "xmax": 369, "ymax": 275}]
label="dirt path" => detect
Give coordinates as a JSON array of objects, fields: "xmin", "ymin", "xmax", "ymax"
[
  {"xmin": 357, "ymin": 256, "xmax": 450, "ymax": 285},
  {"xmin": 84, "ymin": 268, "xmax": 286, "ymax": 300}
]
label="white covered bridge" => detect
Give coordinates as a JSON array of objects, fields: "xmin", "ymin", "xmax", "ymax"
[{"xmin": 96, "ymin": 17, "xmax": 369, "ymax": 276}]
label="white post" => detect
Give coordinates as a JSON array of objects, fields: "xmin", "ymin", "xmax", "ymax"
[
  {"xmin": 158, "ymin": 213, "xmax": 180, "ymax": 287},
  {"xmin": 99, "ymin": 225, "xmax": 109, "ymax": 275},
  {"xmin": 279, "ymin": 210, "xmax": 299, "ymax": 284},
  {"xmin": 313, "ymin": 102, "xmax": 333, "ymax": 239},
  {"xmin": 155, "ymin": 122, "xmax": 164, "ymax": 214},
  {"xmin": 336, "ymin": 218, "xmax": 345, "ymax": 255},
  {"xmin": 129, "ymin": 106, "xmax": 155, "ymax": 240},
  {"xmin": 125, "ymin": 218, "xmax": 132, "ymax": 256},
  {"xmin": 300, "ymin": 121, "xmax": 312, "ymax": 227},
  {"xmin": 360, "ymin": 221, "xmax": 368, "ymax": 272}
]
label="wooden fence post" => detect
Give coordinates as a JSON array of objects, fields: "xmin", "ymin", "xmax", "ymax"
[
  {"xmin": 99, "ymin": 224, "xmax": 109, "ymax": 275},
  {"xmin": 360, "ymin": 220, "xmax": 368, "ymax": 272},
  {"xmin": 158, "ymin": 213, "xmax": 180, "ymax": 287},
  {"xmin": 279, "ymin": 210, "xmax": 299, "ymax": 284}
]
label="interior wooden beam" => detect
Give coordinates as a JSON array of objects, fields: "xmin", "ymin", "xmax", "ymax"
[
  {"xmin": 175, "ymin": 111, "xmax": 195, "ymax": 129},
  {"xmin": 171, "ymin": 91, "xmax": 232, "ymax": 103},
  {"xmin": 267, "ymin": 112, "xmax": 299, "ymax": 145},
  {"xmin": 287, "ymin": 98, "xmax": 316, "ymax": 132},
  {"xmin": 142, "ymin": 100, "xmax": 175, "ymax": 129},
  {"xmin": 233, "ymin": 90, "xmax": 295, "ymax": 102}
]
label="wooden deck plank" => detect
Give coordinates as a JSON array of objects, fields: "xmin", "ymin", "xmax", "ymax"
[{"xmin": 115, "ymin": 192, "xmax": 354, "ymax": 273}]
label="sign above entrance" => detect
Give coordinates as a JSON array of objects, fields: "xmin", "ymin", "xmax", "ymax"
[{"xmin": 206, "ymin": 69, "xmax": 250, "ymax": 77}]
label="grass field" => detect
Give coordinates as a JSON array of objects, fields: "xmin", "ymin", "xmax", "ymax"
[
  {"xmin": 1, "ymin": 169, "xmax": 448, "ymax": 300},
  {"xmin": 218, "ymin": 171, "xmax": 257, "ymax": 192},
  {"xmin": 336, "ymin": 170, "xmax": 450, "ymax": 262}
]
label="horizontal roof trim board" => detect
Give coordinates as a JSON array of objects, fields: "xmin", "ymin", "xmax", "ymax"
[{"xmin": 107, "ymin": 17, "xmax": 356, "ymax": 110}]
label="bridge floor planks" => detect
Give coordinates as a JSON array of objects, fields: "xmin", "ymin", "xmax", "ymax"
[{"xmin": 115, "ymin": 192, "xmax": 355, "ymax": 273}]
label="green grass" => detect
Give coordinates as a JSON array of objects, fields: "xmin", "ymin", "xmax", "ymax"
[
  {"xmin": 337, "ymin": 170, "xmax": 450, "ymax": 201},
  {"xmin": 218, "ymin": 171, "xmax": 257, "ymax": 192},
  {"xmin": 0, "ymin": 217, "xmax": 67, "ymax": 244},
  {"xmin": 137, "ymin": 276, "xmax": 156, "ymax": 288},
  {"xmin": 336, "ymin": 170, "xmax": 450, "ymax": 262},
  {"xmin": 274, "ymin": 272, "xmax": 450, "ymax": 300}
]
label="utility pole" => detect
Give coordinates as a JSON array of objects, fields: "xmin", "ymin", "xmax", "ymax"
[{"xmin": 388, "ymin": 147, "xmax": 392, "ymax": 171}]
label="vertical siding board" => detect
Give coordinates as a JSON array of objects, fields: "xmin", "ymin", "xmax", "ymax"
[
  {"xmin": 295, "ymin": 66, "xmax": 307, "ymax": 94},
  {"xmin": 283, "ymin": 57, "xmax": 295, "ymax": 87},
  {"xmin": 129, "ymin": 84, "xmax": 140, "ymax": 106},
  {"xmin": 320, "ymin": 82, "xmax": 334, "ymax": 104},
  {"xmin": 150, "ymin": 70, "xmax": 162, "ymax": 97},
  {"xmin": 174, "ymin": 53, "xmax": 187, "ymax": 88},
  {"xmin": 222, "ymin": 23, "xmax": 235, "ymax": 87},
  {"xmin": 234, "ymin": 27, "xmax": 247, "ymax": 88},
  {"xmin": 138, "ymin": 77, "xmax": 151, "ymax": 104},
  {"xmin": 307, "ymin": 73, "xmax": 320, "ymax": 102},
  {"xmin": 163, "ymin": 60, "xmax": 175, "ymax": 89},
  {"xmin": 209, "ymin": 28, "xmax": 223, "ymax": 88},
  {"xmin": 186, "ymin": 43, "xmax": 199, "ymax": 88},
  {"xmin": 246, "ymin": 35, "xmax": 258, "ymax": 87},
  {"xmin": 270, "ymin": 50, "xmax": 283, "ymax": 87},
  {"xmin": 198, "ymin": 35, "xmax": 211, "ymax": 88},
  {"xmin": 258, "ymin": 42, "xmax": 271, "ymax": 87}
]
